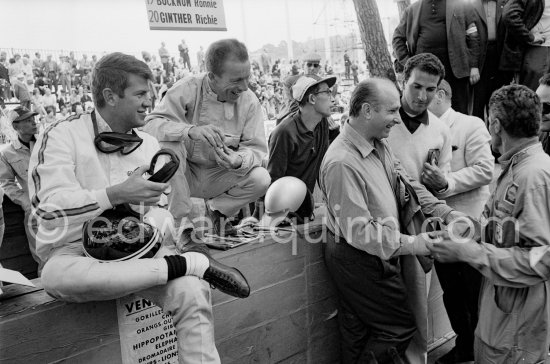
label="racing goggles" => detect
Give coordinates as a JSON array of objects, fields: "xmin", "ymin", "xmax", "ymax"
[{"xmin": 92, "ymin": 111, "xmax": 143, "ymax": 154}]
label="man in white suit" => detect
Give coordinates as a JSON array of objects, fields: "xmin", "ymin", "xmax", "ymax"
[{"xmin": 426, "ymin": 79, "xmax": 494, "ymax": 364}]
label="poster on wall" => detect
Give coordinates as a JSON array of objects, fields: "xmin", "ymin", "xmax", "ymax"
[
  {"xmin": 144, "ymin": 0, "xmax": 227, "ymax": 31},
  {"xmin": 117, "ymin": 294, "xmax": 179, "ymax": 364}
]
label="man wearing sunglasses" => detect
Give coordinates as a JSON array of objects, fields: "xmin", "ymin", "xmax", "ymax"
[
  {"xmin": 28, "ymin": 52, "xmax": 250, "ymax": 364},
  {"xmin": 536, "ymin": 73, "xmax": 550, "ymax": 156},
  {"xmin": 144, "ymin": 39, "xmax": 270, "ymax": 238},
  {"xmin": 277, "ymin": 52, "xmax": 323, "ymax": 125}
]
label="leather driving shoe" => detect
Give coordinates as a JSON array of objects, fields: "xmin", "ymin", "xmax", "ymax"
[
  {"xmin": 204, "ymin": 202, "xmax": 237, "ymax": 236},
  {"xmin": 203, "ymin": 256, "xmax": 250, "ymax": 298}
]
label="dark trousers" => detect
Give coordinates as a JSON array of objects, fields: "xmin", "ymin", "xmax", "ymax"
[
  {"xmin": 435, "ymin": 261, "xmax": 481, "ymax": 361},
  {"xmin": 47, "ymin": 71, "xmax": 58, "ymax": 93},
  {"xmin": 324, "ymin": 231, "xmax": 416, "ymax": 364},
  {"xmin": 472, "ymin": 42, "xmax": 514, "ymax": 120},
  {"xmin": 445, "ymin": 71, "xmax": 470, "ymax": 115},
  {"xmin": 520, "ymin": 45, "xmax": 550, "ymax": 92}
]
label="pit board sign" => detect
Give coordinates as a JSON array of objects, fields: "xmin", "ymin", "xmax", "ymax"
[{"xmin": 145, "ymin": 0, "xmax": 227, "ymax": 31}]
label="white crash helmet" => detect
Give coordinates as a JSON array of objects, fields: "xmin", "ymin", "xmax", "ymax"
[{"xmin": 259, "ymin": 176, "xmax": 309, "ymax": 227}]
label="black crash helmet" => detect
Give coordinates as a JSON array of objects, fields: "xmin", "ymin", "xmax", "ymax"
[{"xmin": 83, "ymin": 207, "xmax": 162, "ymax": 262}]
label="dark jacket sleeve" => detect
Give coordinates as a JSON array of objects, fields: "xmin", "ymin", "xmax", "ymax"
[
  {"xmin": 503, "ymin": 0, "xmax": 535, "ymax": 44},
  {"xmin": 392, "ymin": 7, "xmax": 412, "ymax": 67},
  {"xmin": 465, "ymin": 5, "xmax": 481, "ymax": 68}
]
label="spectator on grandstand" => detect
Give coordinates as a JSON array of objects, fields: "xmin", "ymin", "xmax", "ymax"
[
  {"xmin": 42, "ymin": 88, "xmax": 57, "ymax": 110},
  {"xmin": 343, "ymin": 50, "xmax": 351, "ymax": 79},
  {"xmin": 174, "ymin": 58, "xmax": 188, "ymax": 79},
  {"xmin": 197, "ymin": 45, "xmax": 205, "ymax": 72},
  {"xmin": 70, "ymin": 89, "xmax": 80, "ymax": 112},
  {"xmin": 81, "ymin": 69, "xmax": 91, "ymax": 92},
  {"xmin": 42, "ymin": 55, "xmax": 58, "ymax": 94},
  {"xmin": 159, "ymin": 41, "xmax": 171, "ymax": 74},
  {"xmin": 59, "ymin": 56, "xmax": 72, "ymax": 95},
  {"xmin": 79, "ymin": 54, "xmax": 92, "ymax": 73},
  {"xmin": 90, "ymin": 54, "xmax": 98, "ymax": 70},
  {"xmin": 74, "ymin": 103, "xmax": 83, "ymax": 116},
  {"xmin": 13, "ymin": 74, "xmax": 31, "ymax": 109},
  {"xmin": 56, "ymin": 105, "xmax": 69, "ymax": 121},
  {"xmin": 351, "ymin": 61, "xmax": 359, "ymax": 86},
  {"xmin": 32, "ymin": 52, "xmax": 44, "ymax": 77},
  {"xmin": 77, "ymin": 86, "xmax": 90, "ymax": 104},
  {"xmin": 68, "ymin": 51, "xmax": 78, "ymax": 72},
  {"xmin": 148, "ymin": 55, "xmax": 163, "ymax": 75},
  {"xmin": 178, "ymin": 39, "xmax": 191, "ymax": 71},
  {"xmin": 21, "ymin": 56, "xmax": 33, "ymax": 79},
  {"xmin": 141, "ymin": 51, "xmax": 151, "ymax": 63},
  {"xmin": 0, "ymin": 55, "xmax": 9, "ymax": 104},
  {"xmin": 57, "ymin": 89, "xmax": 69, "ymax": 110},
  {"xmin": 272, "ymin": 60, "xmax": 281, "ymax": 79},
  {"xmin": 8, "ymin": 57, "xmax": 22, "ymax": 85},
  {"xmin": 277, "ymin": 52, "xmax": 323, "ymax": 124},
  {"xmin": 261, "ymin": 48, "xmax": 271, "ymax": 75},
  {"xmin": 31, "ymin": 88, "xmax": 46, "ymax": 116},
  {"xmin": 44, "ymin": 106, "xmax": 56, "ymax": 125},
  {"xmin": 34, "ymin": 76, "xmax": 47, "ymax": 96}
]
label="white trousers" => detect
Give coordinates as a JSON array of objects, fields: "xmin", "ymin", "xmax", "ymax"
[
  {"xmin": 42, "ymin": 244, "xmax": 220, "ymax": 364},
  {"xmin": 160, "ymin": 141, "xmax": 270, "ymax": 227},
  {"xmin": 401, "ymin": 255, "xmax": 433, "ymax": 364}
]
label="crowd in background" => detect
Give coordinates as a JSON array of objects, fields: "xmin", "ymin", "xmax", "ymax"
[{"xmin": 0, "ymin": 40, "xmax": 368, "ymax": 140}]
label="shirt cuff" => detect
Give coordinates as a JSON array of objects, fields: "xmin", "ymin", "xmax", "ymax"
[
  {"xmin": 94, "ymin": 188, "xmax": 113, "ymax": 211},
  {"xmin": 435, "ymin": 178, "xmax": 454, "ymax": 197},
  {"xmin": 233, "ymin": 151, "xmax": 250, "ymax": 176},
  {"xmin": 182, "ymin": 124, "xmax": 194, "ymax": 141},
  {"xmin": 433, "ymin": 204, "xmax": 454, "ymax": 221},
  {"xmin": 396, "ymin": 233, "xmax": 417, "ymax": 256}
]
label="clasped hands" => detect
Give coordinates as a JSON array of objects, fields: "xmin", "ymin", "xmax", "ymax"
[
  {"xmin": 188, "ymin": 124, "xmax": 243, "ymax": 169},
  {"xmin": 414, "ymin": 211, "xmax": 482, "ymax": 263}
]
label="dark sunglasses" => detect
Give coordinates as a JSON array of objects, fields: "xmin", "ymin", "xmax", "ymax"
[
  {"xmin": 307, "ymin": 63, "xmax": 320, "ymax": 68},
  {"xmin": 92, "ymin": 111, "xmax": 143, "ymax": 155},
  {"xmin": 543, "ymin": 102, "xmax": 550, "ymax": 115}
]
